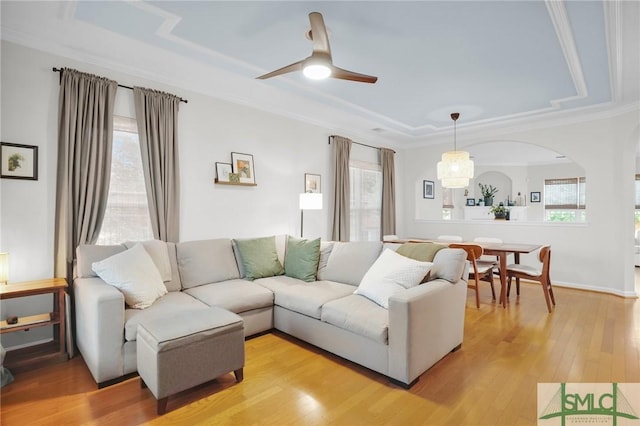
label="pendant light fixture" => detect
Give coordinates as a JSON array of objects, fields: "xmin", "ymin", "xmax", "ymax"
[{"xmin": 437, "ymin": 112, "xmax": 474, "ymax": 188}]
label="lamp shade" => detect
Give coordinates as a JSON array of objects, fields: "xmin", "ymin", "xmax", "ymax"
[
  {"xmin": 299, "ymin": 193, "xmax": 323, "ymax": 210},
  {"xmin": 0, "ymin": 253, "xmax": 8, "ymax": 284},
  {"xmin": 437, "ymin": 150, "xmax": 474, "ymax": 189}
]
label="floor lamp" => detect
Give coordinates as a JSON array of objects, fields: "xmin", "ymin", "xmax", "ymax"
[{"xmin": 299, "ymin": 193, "xmax": 323, "ymax": 237}]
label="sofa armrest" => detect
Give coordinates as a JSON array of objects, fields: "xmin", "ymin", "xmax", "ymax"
[
  {"xmin": 74, "ymin": 277, "xmax": 126, "ymax": 385},
  {"xmin": 387, "ymin": 274, "xmax": 467, "ymax": 385}
]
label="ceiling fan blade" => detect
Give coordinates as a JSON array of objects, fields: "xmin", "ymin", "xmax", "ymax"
[
  {"xmin": 308, "ymin": 12, "xmax": 331, "ymax": 56},
  {"xmin": 330, "ymin": 65, "xmax": 378, "ymax": 84},
  {"xmin": 256, "ymin": 59, "xmax": 304, "ymax": 80}
]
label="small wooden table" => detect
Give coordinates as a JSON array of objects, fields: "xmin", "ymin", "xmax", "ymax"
[{"xmin": 0, "ymin": 278, "xmax": 68, "ymax": 372}]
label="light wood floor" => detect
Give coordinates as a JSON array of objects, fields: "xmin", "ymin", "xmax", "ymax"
[{"xmin": 1, "ymin": 281, "xmax": 639, "ymax": 426}]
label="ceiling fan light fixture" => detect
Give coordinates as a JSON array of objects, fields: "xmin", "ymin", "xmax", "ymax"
[
  {"xmin": 303, "ymin": 63, "xmax": 331, "ymax": 80},
  {"xmin": 436, "ymin": 112, "xmax": 474, "ymax": 189}
]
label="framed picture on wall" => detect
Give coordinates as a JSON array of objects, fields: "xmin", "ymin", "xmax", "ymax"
[
  {"xmin": 1, "ymin": 142, "xmax": 38, "ymax": 180},
  {"xmin": 423, "ymin": 180, "xmax": 435, "ymax": 199},
  {"xmin": 215, "ymin": 162, "xmax": 232, "ymax": 182},
  {"xmin": 231, "ymin": 152, "xmax": 255, "ymax": 184},
  {"xmin": 531, "ymin": 191, "xmax": 541, "ymax": 203},
  {"xmin": 304, "ymin": 173, "xmax": 321, "ymax": 193}
]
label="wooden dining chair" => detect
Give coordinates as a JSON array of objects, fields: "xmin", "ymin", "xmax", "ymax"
[
  {"xmin": 450, "ymin": 244, "xmax": 496, "ymax": 308},
  {"xmin": 506, "ymin": 245, "xmax": 555, "ymax": 313}
]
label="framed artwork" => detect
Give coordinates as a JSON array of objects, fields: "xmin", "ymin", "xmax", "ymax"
[
  {"xmin": 423, "ymin": 180, "xmax": 435, "ymax": 199},
  {"xmin": 215, "ymin": 162, "xmax": 232, "ymax": 182},
  {"xmin": 305, "ymin": 173, "xmax": 321, "ymax": 193},
  {"xmin": 531, "ymin": 191, "xmax": 541, "ymax": 203},
  {"xmin": 466, "ymin": 198, "xmax": 476, "ymax": 206},
  {"xmin": 1, "ymin": 142, "xmax": 38, "ymax": 180},
  {"xmin": 231, "ymin": 152, "xmax": 255, "ymax": 184}
]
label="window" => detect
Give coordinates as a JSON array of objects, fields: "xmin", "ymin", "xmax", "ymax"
[
  {"xmin": 97, "ymin": 116, "xmax": 153, "ymax": 244},
  {"xmin": 543, "ymin": 177, "xmax": 586, "ymax": 222},
  {"xmin": 349, "ymin": 160, "xmax": 382, "ymax": 241}
]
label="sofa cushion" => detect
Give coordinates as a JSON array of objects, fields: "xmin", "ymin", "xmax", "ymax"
[
  {"xmin": 76, "ymin": 244, "xmax": 126, "ymax": 278},
  {"xmin": 316, "ymin": 241, "xmax": 382, "ymax": 286},
  {"xmin": 284, "ymin": 236, "xmax": 321, "ymax": 282},
  {"xmin": 92, "ymin": 243, "xmax": 168, "ymax": 309},
  {"xmin": 123, "ymin": 240, "xmax": 172, "ymax": 282},
  {"xmin": 177, "ymin": 239, "xmax": 240, "ymax": 289},
  {"xmin": 124, "ymin": 292, "xmax": 210, "ymax": 341},
  {"xmin": 254, "ymin": 275, "xmax": 305, "ymax": 293},
  {"xmin": 429, "ymin": 248, "xmax": 467, "ymax": 283},
  {"xmin": 274, "ymin": 281, "xmax": 355, "ymax": 319},
  {"xmin": 396, "ymin": 242, "xmax": 447, "ymax": 262},
  {"xmin": 321, "ymin": 295, "xmax": 389, "ymax": 344},
  {"xmin": 234, "ymin": 236, "xmax": 284, "ymax": 280},
  {"xmin": 353, "ymin": 248, "xmax": 433, "ymax": 309},
  {"xmin": 184, "ymin": 279, "xmax": 274, "ymax": 314}
]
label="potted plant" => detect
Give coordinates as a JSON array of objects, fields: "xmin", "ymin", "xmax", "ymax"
[
  {"xmin": 489, "ymin": 203, "xmax": 509, "ymax": 220},
  {"xmin": 479, "ymin": 183, "xmax": 498, "ymax": 206}
]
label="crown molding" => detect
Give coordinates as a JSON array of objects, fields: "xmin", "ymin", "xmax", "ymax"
[
  {"xmin": 604, "ymin": 0, "xmax": 622, "ymax": 102},
  {"xmin": 401, "ymin": 100, "xmax": 640, "ymax": 149},
  {"xmin": 545, "ymin": 0, "xmax": 588, "ymax": 99}
]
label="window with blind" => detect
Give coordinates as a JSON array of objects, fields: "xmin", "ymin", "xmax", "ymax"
[
  {"xmin": 543, "ymin": 177, "xmax": 586, "ymax": 222},
  {"xmin": 97, "ymin": 116, "xmax": 154, "ymax": 244},
  {"xmin": 349, "ymin": 159, "xmax": 382, "ymax": 241}
]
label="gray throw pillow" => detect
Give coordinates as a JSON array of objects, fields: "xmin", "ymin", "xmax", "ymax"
[
  {"xmin": 234, "ymin": 236, "xmax": 284, "ymax": 280},
  {"xmin": 284, "ymin": 236, "xmax": 321, "ymax": 282}
]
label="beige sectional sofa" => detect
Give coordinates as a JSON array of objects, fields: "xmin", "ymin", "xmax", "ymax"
[{"xmin": 73, "ymin": 236, "xmax": 468, "ymax": 388}]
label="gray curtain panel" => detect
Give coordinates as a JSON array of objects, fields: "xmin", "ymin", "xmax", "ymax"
[
  {"xmin": 381, "ymin": 148, "xmax": 396, "ymax": 239},
  {"xmin": 133, "ymin": 87, "xmax": 181, "ymax": 243},
  {"xmin": 331, "ymin": 136, "xmax": 352, "ymax": 241},
  {"xmin": 54, "ymin": 68, "xmax": 117, "ymax": 283}
]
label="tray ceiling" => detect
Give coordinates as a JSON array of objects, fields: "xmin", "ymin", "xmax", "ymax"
[{"xmin": 1, "ymin": 1, "xmax": 638, "ymax": 147}]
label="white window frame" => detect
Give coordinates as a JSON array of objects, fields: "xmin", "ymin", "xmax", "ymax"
[
  {"xmin": 543, "ymin": 177, "xmax": 586, "ymax": 222},
  {"xmin": 97, "ymin": 116, "xmax": 154, "ymax": 245},
  {"xmin": 349, "ymin": 159, "xmax": 382, "ymax": 241}
]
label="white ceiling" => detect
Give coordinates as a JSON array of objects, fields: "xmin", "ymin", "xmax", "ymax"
[{"xmin": 1, "ymin": 1, "xmax": 639, "ymax": 159}]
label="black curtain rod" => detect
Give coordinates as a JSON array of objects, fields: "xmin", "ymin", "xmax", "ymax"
[
  {"xmin": 52, "ymin": 68, "xmax": 188, "ymax": 104},
  {"xmin": 328, "ymin": 135, "xmax": 396, "ymax": 154}
]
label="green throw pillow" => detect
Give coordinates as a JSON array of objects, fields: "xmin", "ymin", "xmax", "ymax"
[
  {"xmin": 396, "ymin": 242, "xmax": 447, "ymax": 262},
  {"xmin": 234, "ymin": 236, "xmax": 284, "ymax": 280},
  {"xmin": 284, "ymin": 236, "xmax": 321, "ymax": 282}
]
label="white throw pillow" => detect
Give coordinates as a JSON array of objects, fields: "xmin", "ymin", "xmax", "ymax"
[
  {"xmin": 92, "ymin": 243, "xmax": 168, "ymax": 309},
  {"xmin": 123, "ymin": 239, "xmax": 172, "ymax": 282},
  {"xmin": 354, "ymin": 248, "xmax": 433, "ymax": 309}
]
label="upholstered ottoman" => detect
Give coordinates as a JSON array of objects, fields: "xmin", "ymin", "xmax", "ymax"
[{"xmin": 137, "ymin": 307, "xmax": 245, "ymax": 414}]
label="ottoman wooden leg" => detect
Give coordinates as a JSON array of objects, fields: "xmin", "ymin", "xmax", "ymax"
[
  {"xmin": 234, "ymin": 368, "xmax": 244, "ymax": 383},
  {"xmin": 157, "ymin": 397, "xmax": 169, "ymax": 415}
]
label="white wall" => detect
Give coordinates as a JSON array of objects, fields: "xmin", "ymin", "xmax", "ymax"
[
  {"xmin": 0, "ymin": 41, "xmax": 399, "ymax": 348},
  {"xmin": 401, "ymin": 111, "xmax": 640, "ymax": 297}
]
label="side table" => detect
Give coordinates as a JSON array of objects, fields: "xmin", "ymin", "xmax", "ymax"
[{"xmin": 0, "ymin": 278, "xmax": 68, "ymax": 372}]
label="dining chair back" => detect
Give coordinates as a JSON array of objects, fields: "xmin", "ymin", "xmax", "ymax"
[
  {"xmin": 506, "ymin": 245, "xmax": 555, "ymax": 312},
  {"xmin": 449, "ymin": 243, "xmax": 496, "ymax": 308}
]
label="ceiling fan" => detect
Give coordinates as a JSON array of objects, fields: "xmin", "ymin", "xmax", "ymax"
[{"xmin": 256, "ymin": 12, "xmax": 378, "ymax": 84}]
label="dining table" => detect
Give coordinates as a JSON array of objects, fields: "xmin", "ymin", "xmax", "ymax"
[
  {"xmin": 474, "ymin": 242, "xmax": 542, "ymax": 308},
  {"xmin": 386, "ymin": 238, "xmax": 542, "ymax": 308}
]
